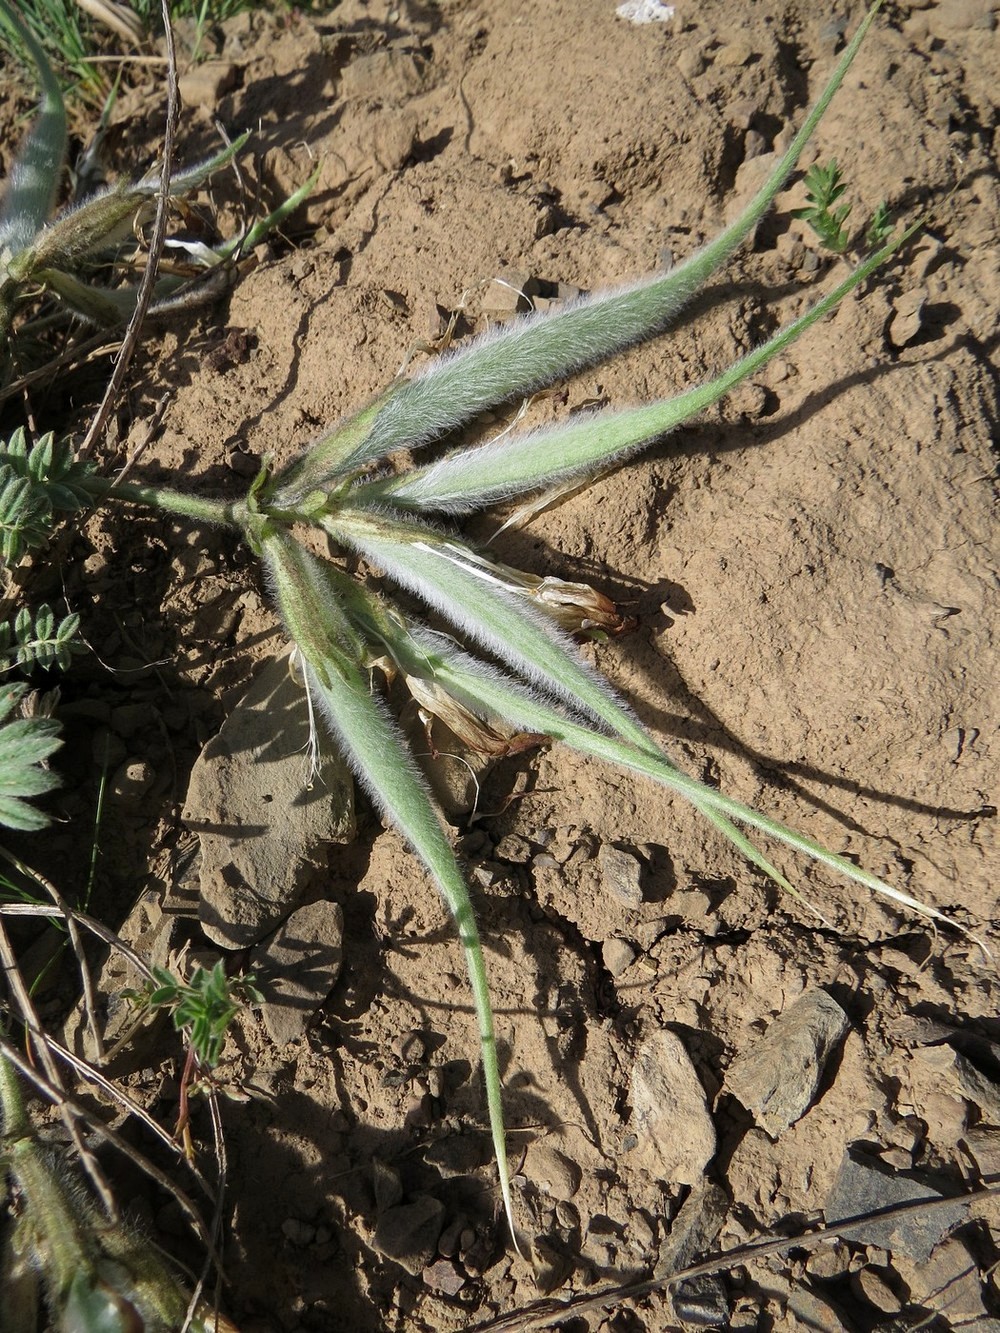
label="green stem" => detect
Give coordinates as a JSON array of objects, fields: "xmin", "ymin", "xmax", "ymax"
[
  {"xmin": 0, "ymin": 1044, "xmax": 30, "ymax": 1140},
  {"xmin": 81, "ymin": 476, "xmax": 238, "ymax": 526}
]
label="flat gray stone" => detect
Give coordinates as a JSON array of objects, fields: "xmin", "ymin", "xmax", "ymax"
[
  {"xmin": 250, "ymin": 899, "xmax": 344, "ymax": 1045},
  {"xmin": 724, "ymin": 989, "xmax": 850, "ymax": 1136},
  {"xmin": 183, "ymin": 655, "xmax": 355, "ymax": 949},
  {"xmin": 372, "ymin": 1196, "xmax": 446, "ymax": 1275},
  {"xmin": 825, "ymin": 1146, "xmax": 968, "ymax": 1263},
  {"xmin": 599, "ymin": 844, "xmax": 644, "ymax": 908},
  {"xmin": 657, "ymin": 1180, "xmax": 729, "ymax": 1326},
  {"xmin": 628, "ymin": 1030, "xmax": 716, "ymax": 1186},
  {"xmin": 672, "ymin": 1275, "xmax": 729, "ymax": 1327}
]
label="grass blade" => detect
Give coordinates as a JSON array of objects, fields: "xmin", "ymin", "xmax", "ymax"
[{"xmin": 0, "ymin": 2, "xmax": 67, "ymax": 252}]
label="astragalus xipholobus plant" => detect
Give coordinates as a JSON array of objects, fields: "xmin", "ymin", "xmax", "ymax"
[{"xmin": 30, "ymin": 0, "xmax": 954, "ymax": 1246}]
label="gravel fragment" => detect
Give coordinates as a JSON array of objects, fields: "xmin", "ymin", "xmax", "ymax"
[
  {"xmin": 852, "ymin": 1265, "xmax": 903, "ymax": 1314},
  {"xmin": 724, "ymin": 989, "xmax": 850, "ymax": 1136},
  {"xmin": 598, "ymin": 844, "xmax": 645, "ymax": 908},
  {"xmin": 657, "ymin": 1180, "xmax": 728, "ymax": 1325},
  {"xmin": 895, "ymin": 1236, "xmax": 987, "ymax": 1322},
  {"xmin": 628, "ymin": 1030, "xmax": 716, "ymax": 1185},
  {"xmin": 805, "ymin": 1240, "xmax": 852, "ymax": 1279},
  {"xmin": 525, "ymin": 1143, "xmax": 582, "ymax": 1200},
  {"xmin": 825, "ymin": 1146, "xmax": 968, "ymax": 1263},
  {"xmin": 672, "ymin": 1276, "xmax": 729, "ymax": 1327},
  {"xmin": 372, "ymin": 1196, "xmax": 446, "ymax": 1276},
  {"xmin": 962, "ymin": 1125, "xmax": 1000, "ymax": 1178},
  {"xmin": 888, "ymin": 291, "xmax": 926, "ymax": 348},
  {"xmin": 423, "ymin": 1258, "xmax": 465, "ymax": 1296},
  {"xmin": 603, "ymin": 937, "xmax": 637, "ymax": 976}
]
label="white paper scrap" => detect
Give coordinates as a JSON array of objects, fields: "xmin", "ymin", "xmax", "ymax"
[{"xmin": 616, "ymin": 0, "xmax": 675, "ymax": 23}]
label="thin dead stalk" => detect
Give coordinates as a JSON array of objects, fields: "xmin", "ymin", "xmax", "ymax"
[
  {"xmin": 78, "ymin": 0, "xmax": 179, "ymax": 460},
  {"xmin": 469, "ymin": 1182, "xmax": 1000, "ymax": 1331}
]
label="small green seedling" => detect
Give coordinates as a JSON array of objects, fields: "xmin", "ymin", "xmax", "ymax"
[
  {"xmin": 793, "ymin": 159, "xmax": 853, "ymax": 251},
  {"xmin": 128, "ymin": 961, "xmax": 262, "ymax": 1069},
  {"xmin": 866, "ymin": 198, "xmax": 894, "ymax": 248},
  {"xmin": 125, "ymin": 962, "xmax": 261, "ymax": 1160},
  {"xmin": 794, "ymin": 157, "xmax": 894, "ymax": 256}
]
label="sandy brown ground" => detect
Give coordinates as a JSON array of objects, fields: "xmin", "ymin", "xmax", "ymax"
[{"xmin": 2, "ymin": 0, "xmax": 999, "ymax": 1329}]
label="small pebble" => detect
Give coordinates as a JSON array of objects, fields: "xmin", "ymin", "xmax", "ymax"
[
  {"xmin": 888, "ymin": 291, "xmax": 926, "ymax": 348},
  {"xmin": 423, "ymin": 1258, "xmax": 465, "ymax": 1296},
  {"xmin": 598, "ymin": 844, "xmax": 645, "ymax": 908},
  {"xmin": 628, "ymin": 1030, "xmax": 716, "ymax": 1185},
  {"xmin": 603, "ymin": 937, "xmax": 637, "ymax": 977},
  {"xmin": 724, "ymin": 989, "xmax": 849, "ymax": 1137},
  {"xmin": 805, "ymin": 1241, "xmax": 851, "ymax": 1279},
  {"xmin": 281, "ymin": 1218, "xmax": 316, "ymax": 1247},
  {"xmin": 228, "ymin": 449, "xmax": 260, "ymax": 477},
  {"xmin": 437, "ymin": 1215, "xmax": 466, "ymax": 1258},
  {"xmin": 852, "ymin": 1265, "xmax": 903, "ymax": 1314},
  {"xmin": 716, "ymin": 39, "xmax": 754, "ymax": 67},
  {"xmin": 676, "ymin": 47, "xmax": 706, "ymax": 79},
  {"xmin": 825, "ymin": 1146, "xmax": 968, "ymax": 1263},
  {"xmin": 526, "ymin": 1143, "xmax": 582, "ymax": 1201},
  {"xmin": 111, "ymin": 759, "xmax": 155, "ymax": 803}
]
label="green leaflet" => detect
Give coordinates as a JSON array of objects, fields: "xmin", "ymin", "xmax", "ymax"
[
  {"xmin": 353, "ymin": 223, "xmax": 918, "ymax": 515},
  {"xmin": 0, "ymin": 686, "xmax": 61, "ymax": 831},
  {"xmin": 273, "ymin": 0, "xmax": 886, "ymax": 498},
  {"xmin": 259, "ymin": 525, "xmax": 522, "ymax": 1249}
]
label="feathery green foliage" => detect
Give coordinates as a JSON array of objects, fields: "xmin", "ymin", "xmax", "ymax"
[
  {"xmin": 793, "ymin": 157, "xmax": 894, "ymax": 256},
  {"xmin": 793, "ymin": 159, "xmax": 853, "ymax": 251}
]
